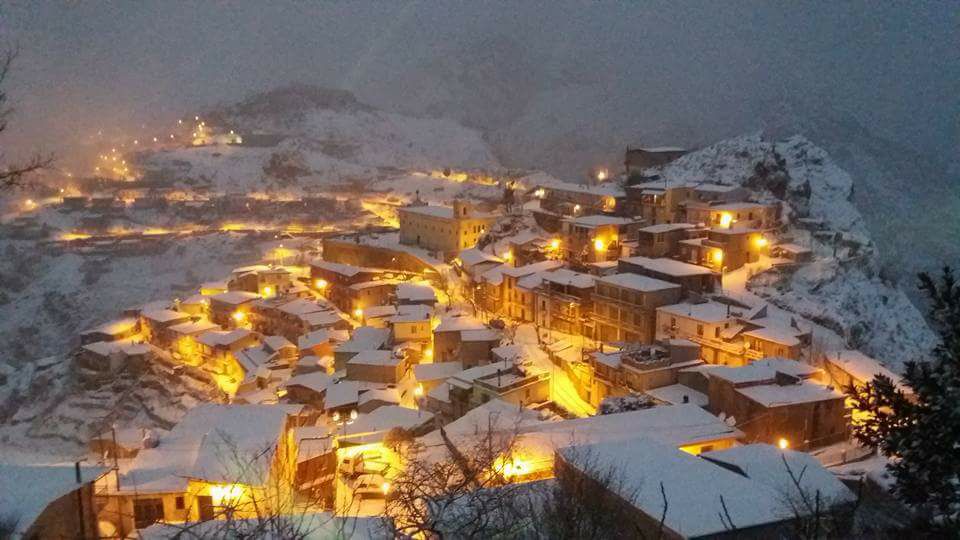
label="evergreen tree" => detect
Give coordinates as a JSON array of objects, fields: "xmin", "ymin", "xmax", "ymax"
[{"xmin": 846, "ymin": 266, "xmax": 960, "ymax": 525}]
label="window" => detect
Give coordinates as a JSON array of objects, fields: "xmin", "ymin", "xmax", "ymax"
[
  {"xmin": 697, "ymin": 324, "xmax": 704, "ymax": 336},
  {"xmin": 714, "ymin": 327, "xmax": 721, "ymax": 338},
  {"xmin": 134, "ymin": 498, "xmax": 165, "ymax": 529},
  {"xmin": 175, "ymin": 496, "xmax": 185, "ymax": 510}
]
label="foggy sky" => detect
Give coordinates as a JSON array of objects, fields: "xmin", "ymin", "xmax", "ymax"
[{"xmin": 1, "ymin": 2, "xmax": 957, "ymax": 175}]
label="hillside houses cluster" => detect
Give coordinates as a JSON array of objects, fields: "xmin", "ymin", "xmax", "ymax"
[{"xmin": 34, "ymin": 146, "xmax": 897, "ymax": 538}]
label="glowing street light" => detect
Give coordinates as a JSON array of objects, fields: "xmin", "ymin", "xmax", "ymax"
[
  {"xmin": 315, "ymin": 279, "xmax": 328, "ymax": 290},
  {"xmin": 353, "ymin": 308, "xmax": 364, "ymax": 319},
  {"xmin": 596, "ymin": 168, "xmax": 608, "ymax": 181},
  {"xmin": 718, "ymin": 212, "xmax": 734, "ymax": 229},
  {"xmin": 550, "ymin": 238, "xmax": 561, "ymax": 250},
  {"xmin": 593, "ymin": 238, "xmax": 605, "ymax": 252},
  {"xmin": 232, "ymin": 311, "xmax": 246, "ymax": 323},
  {"xmin": 778, "ymin": 438, "xmax": 789, "ymax": 450}
]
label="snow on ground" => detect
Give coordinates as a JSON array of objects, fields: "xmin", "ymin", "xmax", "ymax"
[
  {"xmin": 513, "ymin": 324, "xmax": 593, "ymax": 417},
  {"xmin": 140, "ymin": 85, "xmax": 502, "ymax": 196},
  {"xmin": 0, "ymin": 234, "xmax": 259, "ymax": 367},
  {"xmin": 748, "ymin": 260, "xmax": 938, "ymax": 368},
  {"xmin": 658, "ymin": 133, "xmax": 868, "ymax": 239},
  {"xmin": 665, "ymin": 134, "xmax": 937, "ymax": 372}
]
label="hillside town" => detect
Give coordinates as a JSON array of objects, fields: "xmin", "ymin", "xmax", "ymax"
[{"xmin": 1, "ymin": 136, "xmax": 921, "ymax": 539}]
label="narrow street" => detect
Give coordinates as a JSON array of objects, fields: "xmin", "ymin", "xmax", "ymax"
[{"xmin": 513, "ymin": 324, "xmax": 595, "ymax": 417}]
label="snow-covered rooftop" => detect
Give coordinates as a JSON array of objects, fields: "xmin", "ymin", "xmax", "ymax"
[
  {"xmin": 620, "ymin": 256, "xmax": 717, "ymax": 277},
  {"xmin": 346, "ymin": 405, "xmax": 433, "ymax": 436},
  {"xmin": 566, "ymin": 214, "xmax": 635, "ymax": 227},
  {"xmin": 81, "ymin": 317, "xmax": 138, "ymax": 337},
  {"xmin": 825, "ymin": 349, "xmax": 906, "ymax": 389},
  {"xmin": 396, "ymin": 282, "xmax": 437, "ymax": 303},
  {"xmin": 121, "ymin": 404, "xmax": 288, "ymax": 492},
  {"xmin": 336, "ymin": 326, "xmax": 390, "ymax": 353},
  {"xmin": 389, "ymin": 304, "xmax": 433, "ymax": 323},
  {"xmin": 658, "ymin": 301, "xmax": 735, "ymax": 323},
  {"xmin": 598, "ymin": 272, "xmax": 681, "ymax": 292},
  {"xmin": 298, "ymin": 328, "xmax": 349, "ymax": 350},
  {"xmin": 196, "ymin": 328, "xmax": 254, "ymax": 348},
  {"xmin": 348, "ymin": 349, "xmax": 397, "ymax": 367},
  {"xmin": 283, "ymin": 371, "xmax": 334, "ymax": 393},
  {"xmin": 645, "ymin": 384, "xmax": 708, "ymax": 407},
  {"xmin": 210, "ymin": 290, "xmax": 260, "ymax": 305},
  {"xmin": 167, "ymin": 319, "xmax": 220, "ymax": 335},
  {"xmin": 141, "ymin": 308, "xmax": 190, "ymax": 323},
  {"xmin": 457, "ymin": 247, "xmax": 503, "ymax": 267},
  {"xmin": 541, "ymin": 268, "xmax": 595, "ymax": 289},
  {"xmin": 742, "ymin": 326, "xmax": 802, "ymax": 347},
  {"xmin": 324, "ymin": 381, "xmax": 360, "ymax": 409},
  {"xmin": 737, "ymin": 381, "xmax": 843, "ymax": 408},
  {"xmin": 528, "ymin": 403, "xmax": 739, "ymax": 448},
  {"xmin": 0, "ymin": 464, "xmax": 109, "ymax": 535},
  {"xmin": 435, "ymin": 315, "xmax": 486, "ymax": 333},
  {"xmin": 638, "ymin": 223, "xmax": 696, "ymax": 234},
  {"xmin": 500, "ymin": 259, "xmax": 563, "ymax": 278},
  {"xmin": 701, "ymin": 444, "xmax": 855, "ymax": 506},
  {"xmin": 414, "ymin": 361, "xmax": 464, "ymax": 382},
  {"xmin": 558, "ymin": 436, "xmax": 797, "ymax": 538}
]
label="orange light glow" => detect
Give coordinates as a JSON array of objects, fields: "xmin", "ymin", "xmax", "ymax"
[
  {"xmin": 232, "ymin": 311, "xmax": 246, "ymax": 322},
  {"xmin": 315, "ymin": 279, "xmax": 328, "ymax": 289},
  {"xmin": 778, "ymin": 438, "xmax": 789, "ymax": 450},
  {"xmin": 593, "ymin": 238, "xmax": 605, "ymax": 252},
  {"xmin": 550, "ymin": 238, "xmax": 561, "ymax": 250},
  {"xmin": 718, "ymin": 212, "xmax": 734, "ymax": 228}
]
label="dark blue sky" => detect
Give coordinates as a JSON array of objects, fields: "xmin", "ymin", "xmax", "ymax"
[{"xmin": 2, "ymin": 2, "xmax": 957, "ymax": 172}]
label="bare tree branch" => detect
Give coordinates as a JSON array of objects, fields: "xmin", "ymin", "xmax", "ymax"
[{"xmin": 0, "ymin": 46, "xmax": 54, "ymax": 190}]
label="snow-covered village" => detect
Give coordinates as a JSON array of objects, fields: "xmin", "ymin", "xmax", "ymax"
[{"xmin": 0, "ymin": 4, "xmax": 957, "ymax": 539}]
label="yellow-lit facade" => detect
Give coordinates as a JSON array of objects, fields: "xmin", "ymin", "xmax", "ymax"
[{"xmin": 398, "ymin": 200, "xmax": 496, "ymax": 259}]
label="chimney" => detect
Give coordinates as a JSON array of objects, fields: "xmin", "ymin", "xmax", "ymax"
[
  {"xmin": 75, "ymin": 461, "xmax": 82, "ymax": 484},
  {"xmin": 682, "ymin": 395, "xmax": 690, "ymax": 404}
]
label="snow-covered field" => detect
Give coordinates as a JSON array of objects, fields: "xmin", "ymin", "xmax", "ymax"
[{"xmin": 139, "ymin": 85, "xmax": 502, "ymax": 197}]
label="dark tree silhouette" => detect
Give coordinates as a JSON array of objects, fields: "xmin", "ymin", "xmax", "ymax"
[
  {"xmin": 0, "ymin": 47, "xmax": 52, "ymax": 189},
  {"xmin": 846, "ymin": 266, "xmax": 960, "ymax": 527}
]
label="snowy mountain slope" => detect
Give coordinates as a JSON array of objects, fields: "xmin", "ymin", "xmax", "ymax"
[
  {"xmin": 138, "ymin": 85, "xmax": 501, "ymax": 194},
  {"xmin": 0, "ymin": 234, "xmax": 258, "ymax": 367},
  {"xmin": 656, "ymin": 134, "xmax": 938, "ymax": 370}
]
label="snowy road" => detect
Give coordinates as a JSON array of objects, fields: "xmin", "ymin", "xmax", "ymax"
[{"xmin": 513, "ymin": 324, "xmax": 594, "ymax": 418}]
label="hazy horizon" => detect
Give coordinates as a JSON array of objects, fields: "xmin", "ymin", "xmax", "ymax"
[{"xmin": 2, "ymin": 2, "xmax": 956, "ymax": 176}]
